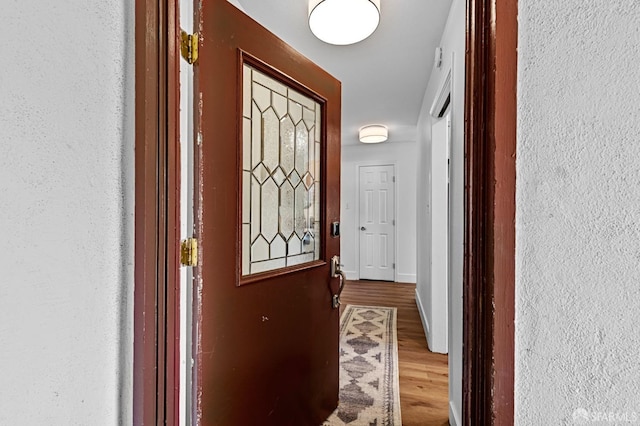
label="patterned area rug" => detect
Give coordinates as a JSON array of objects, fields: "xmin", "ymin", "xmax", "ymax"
[{"xmin": 324, "ymin": 305, "xmax": 402, "ymax": 426}]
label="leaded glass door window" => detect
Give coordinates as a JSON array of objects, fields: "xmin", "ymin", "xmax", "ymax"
[{"xmin": 241, "ymin": 61, "xmax": 322, "ymax": 278}]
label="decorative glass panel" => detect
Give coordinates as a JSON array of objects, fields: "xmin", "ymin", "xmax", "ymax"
[{"xmin": 242, "ymin": 64, "xmax": 322, "ymax": 276}]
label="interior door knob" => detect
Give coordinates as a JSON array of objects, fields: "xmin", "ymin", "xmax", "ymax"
[{"xmin": 360, "ymin": 226, "xmax": 366, "ymax": 231}]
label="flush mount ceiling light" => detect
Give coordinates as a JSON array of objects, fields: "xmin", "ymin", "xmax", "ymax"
[
  {"xmin": 308, "ymin": 0, "xmax": 381, "ymax": 46},
  {"xmin": 359, "ymin": 125, "xmax": 388, "ymax": 143}
]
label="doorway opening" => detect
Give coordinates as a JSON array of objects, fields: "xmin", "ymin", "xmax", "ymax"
[{"xmin": 133, "ymin": 0, "xmax": 517, "ymax": 424}]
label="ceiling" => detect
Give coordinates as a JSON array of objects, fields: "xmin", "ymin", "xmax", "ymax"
[{"xmin": 235, "ymin": 0, "xmax": 453, "ymax": 145}]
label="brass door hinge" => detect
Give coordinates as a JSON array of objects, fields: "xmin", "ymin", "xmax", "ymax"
[
  {"xmin": 180, "ymin": 238, "xmax": 198, "ymax": 267},
  {"xmin": 180, "ymin": 30, "xmax": 199, "ymax": 65}
]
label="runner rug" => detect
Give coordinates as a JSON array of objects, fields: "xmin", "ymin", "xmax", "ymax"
[{"xmin": 324, "ymin": 305, "xmax": 402, "ymax": 426}]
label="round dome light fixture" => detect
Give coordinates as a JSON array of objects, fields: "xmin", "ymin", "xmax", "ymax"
[
  {"xmin": 359, "ymin": 125, "xmax": 388, "ymax": 143},
  {"xmin": 308, "ymin": 0, "xmax": 381, "ymax": 46}
]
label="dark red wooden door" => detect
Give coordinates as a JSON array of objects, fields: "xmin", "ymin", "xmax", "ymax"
[{"xmin": 192, "ymin": 1, "xmax": 342, "ymax": 425}]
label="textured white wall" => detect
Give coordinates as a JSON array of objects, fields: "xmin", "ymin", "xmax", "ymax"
[
  {"xmin": 341, "ymin": 141, "xmax": 418, "ymax": 283},
  {"xmin": 416, "ymin": 0, "xmax": 465, "ymax": 423},
  {"xmin": 516, "ymin": 1, "xmax": 640, "ymax": 423},
  {"xmin": 0, "ymin": 1, "xmax": 134, "ymax": 425}
]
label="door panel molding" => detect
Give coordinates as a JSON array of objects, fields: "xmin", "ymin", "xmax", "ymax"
[{"xmin": 464, "ymin": 0, "xmax": 517, "ymax": 423}]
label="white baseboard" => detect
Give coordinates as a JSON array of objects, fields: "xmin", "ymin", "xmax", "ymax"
[
  {"xmin": 343, "ymin": 270, "xmax": 358, "ymax": 281},
  {"xmin": 415, "ymin": 288, "xmax": 448, "ymax": 354},
  {"xmin": 415, "ymin": 289, "xmax": 431, "ymax": 347},
  {"xmin": 449, "ymin": 401, "xmax": 462, "ymax": 426},
  {"xmin": 343, "ymin": 271, "xmax": 416, "ymax": 283},
  {"xmin": 396, "ymin": 273, "xmax": 416, "ymax": 283}
]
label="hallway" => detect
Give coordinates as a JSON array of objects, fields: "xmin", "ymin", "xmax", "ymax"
[{"xmin": 339, "ymin": 281, "xmax": 449, "ymax": 425}]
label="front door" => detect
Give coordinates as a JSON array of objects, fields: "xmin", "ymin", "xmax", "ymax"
[
  {"xmin": 358, "ymin": 165, "xmax": 395, "ymax": 281},
  {"xmin": 192, "ymin": 1, "xmax": 342, "ymax": 425}
]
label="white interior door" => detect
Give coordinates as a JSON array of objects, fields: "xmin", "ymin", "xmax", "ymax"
[
  {"xmin": 428, "ymin": 112, "xmax": 451, "ymax": 353},
  {"xmin": 358, "ymin": 165, "xmax": 395, "ymax": 281}
]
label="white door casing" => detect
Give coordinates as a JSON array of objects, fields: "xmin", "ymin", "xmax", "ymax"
[
  {"xmin": 358, "ymin": 165, "xmax": 396, "ymax": 281},
  {"xmin": 179, "ymin": 0, "xmax": 194, "ymax": 423}
]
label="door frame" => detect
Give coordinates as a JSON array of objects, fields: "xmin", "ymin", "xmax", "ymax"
[
  {"xmin": 463, "ymin": 0, "xmax": 517, "ymax": 423},
  {"xmin": 133, "ymin": 0, "xmax": 180, "ymax": 424},
  {"xmin": 132, "ymin": 0, "xmax": 518, "ymax": 423},
  {"xmin": 355, "ymin": 162, "xmax": 398, "ymax": 282}
]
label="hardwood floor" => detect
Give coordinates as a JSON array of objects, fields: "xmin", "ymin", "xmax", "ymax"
[{"xmin": 339, "ymin": 280, "xmax": 449, "ymax": 426}]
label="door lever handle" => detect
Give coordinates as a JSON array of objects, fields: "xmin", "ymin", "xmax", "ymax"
[
  {"xmin": 332, "ymin": 271, "xmax": 346, "ymax": 309},
  {"xmin": 330, "ymin": 255, "xmax": 346, "ymax": 309}
]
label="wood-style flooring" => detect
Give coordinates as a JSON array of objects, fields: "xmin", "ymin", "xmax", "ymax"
[{"xmin": 339, "ymin": 280, "xmax": 449, "ymax": 426}]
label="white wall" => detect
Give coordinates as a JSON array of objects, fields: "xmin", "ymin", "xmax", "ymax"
[
  {"xmin": 416, "ymin": 0, "xmax": 465, "ymax": 423},
  {"xmin": 0, "ymin": 2, "xmax": 134, "ymax": 425},
  {"xmin": 516, "ymin": 1, "xmax": 640, "ymax": 423},
  {"xmin": 341, "ymin": 141, "xmax": 418, "ymax": 283}
]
